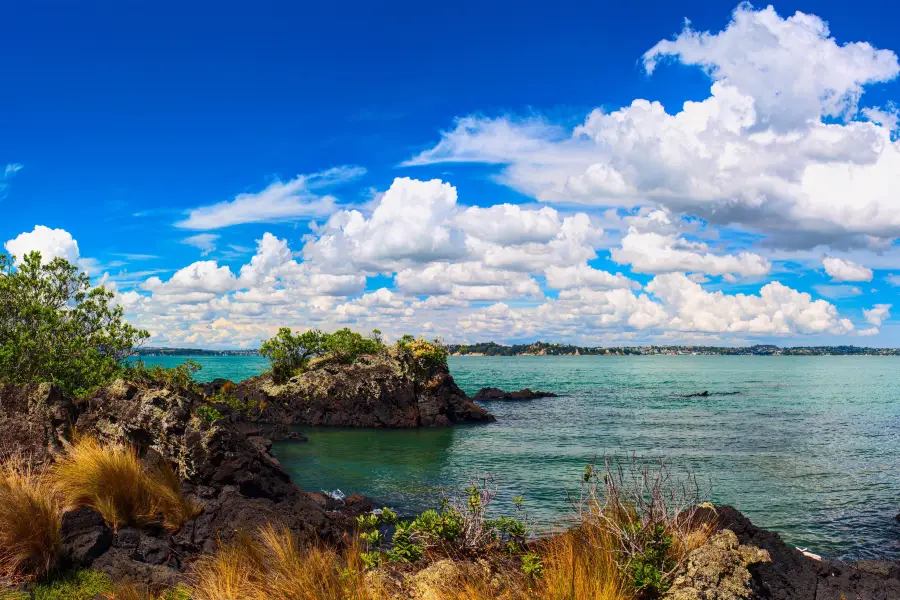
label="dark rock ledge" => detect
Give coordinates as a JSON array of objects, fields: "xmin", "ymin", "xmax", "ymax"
[{"xmin": 472, "ymin": 386, "xmax": 558, "ymax": 401}]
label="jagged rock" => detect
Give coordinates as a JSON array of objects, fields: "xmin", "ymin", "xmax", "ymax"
[
  {"xmin": 60, "ymin": 507, "xmax": 114, "ymax": 567},
  {"xmin": 0, "ymin": 383, "xmax": 76, "ymax": 463},
  {"xmin": 665, "ymin": 530, "xmax": 770, "ymax": 600},
  {"xmin": 472, "ymin": 387, "xmax": 558, "ymax": 401},
  {"xmin": 691, "ymin": 505, "xmax": 900, "ymax": 600},
  {"xmin": 238, "ymin": 353, "xmax": 494, "ymax": 428}
]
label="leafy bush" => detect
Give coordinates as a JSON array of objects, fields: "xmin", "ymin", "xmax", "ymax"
[
  {"xmin": 0, "ymin": 251, "xmax": 149, "ymax": 397},
  {"xmin": 520, "ymin": 552, "xmax": 544, "ymax": 579},
  {"xmin": 259, "ymin": 327, "xmax": 385, "ymax": 381},
  {"xmin": 0, "ymin": 458, "xmax": 62, "ymax": 580},
  {"xmin": 194, "ymin": 404, "xmax": 224, "ymax": 423},
  {"xmin": 123, "ymin": 360, "xmax": 202, "ymax": 391},
  {"xmin": 394, "ymin": 334, "xmax": 449, "ymax": 371},
  {"xmin": 52, "ymin": 435, "xmax": 200, "ymax": 531}
]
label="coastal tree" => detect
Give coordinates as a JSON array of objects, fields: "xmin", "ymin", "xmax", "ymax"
[
  {"xmin": 259, "ymin": 327, "xmax": 386, "ymax": 381},
  {"xmin": 0, "ymin": 251, "xmax": 149, "ymax": 396}
]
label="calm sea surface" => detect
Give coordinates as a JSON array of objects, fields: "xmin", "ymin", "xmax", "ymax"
[{"xmin": 139, "ymin": 354, "xmax": 900, "ymax": 560}]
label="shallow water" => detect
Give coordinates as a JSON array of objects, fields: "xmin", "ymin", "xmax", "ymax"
[{"xmin": 139, "ymin": 354, "xmax": 900, "ymax": 560}]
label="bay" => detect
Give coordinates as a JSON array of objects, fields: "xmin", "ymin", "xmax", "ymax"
[{"xmin": 137, "ymin": 354, "xmax": 900, "ymax": 560}]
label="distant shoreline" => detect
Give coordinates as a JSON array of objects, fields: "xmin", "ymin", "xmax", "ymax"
[{"xmin": 134, "ymin": 343, "xmax": 900, "ymax": 357}]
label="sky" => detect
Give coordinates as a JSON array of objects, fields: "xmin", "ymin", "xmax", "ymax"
[{"xmin": 2, "ymin": 0, "xmax": 900, "ymax": 348}]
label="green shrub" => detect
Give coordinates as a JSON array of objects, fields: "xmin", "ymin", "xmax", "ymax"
[
  {"xmin": 124, "ymin": 360, "xmax": 202, "ymax": 391},
  {"xmin": 259, "ymin": 327, "xmax": 385, "ymax": 381},
  {"xmin": 194, "ymin": 404, "xmax": 223, "ymax": 423},
  {"xmin": 627, "ymin": 523, "xmax": 675, "ymax": 597},
  {"xmin": 394, "ymin": 335, "xmax": 448, "ymax": 371},
  {"xmin": 0, "ymin": 252, "xmax": 149, "ymax": 397},
  {"xmin": 385, "ymin": 522, "xmax": 424, "ymax": 563},
  {"xmin": 521, "ymin": 552, "xmax": 544, "ymax": 579}
]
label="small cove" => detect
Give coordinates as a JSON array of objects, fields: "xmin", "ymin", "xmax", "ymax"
[{"xmin": 139, "ymin": 354, "xmax": 900, "ymax": 560}]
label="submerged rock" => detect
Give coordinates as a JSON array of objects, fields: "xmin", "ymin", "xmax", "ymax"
[{"xmin": 472, "ymin": 387, "xmax": 558, "ymax": 401}]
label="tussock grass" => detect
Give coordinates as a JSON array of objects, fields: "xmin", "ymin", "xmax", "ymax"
[
  {"xmin": 0, "ymin": 457, "xmax": 62, "ymax": 580},
  {"xmin": 537, "ymin": 524, "xmax": 627, "ymax": 600},
  {"xmin": 52, "ymin": 435, "xmax": 200, "ymax": 531},
  {"xmin": 189, "ymin": 526, "xmax": 383, "ymax": 600}
]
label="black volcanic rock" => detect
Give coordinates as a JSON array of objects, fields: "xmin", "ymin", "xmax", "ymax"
[
  {"xmin": 237, "ymin": 352, "xmax": 494, "ymax": 427},
  {"xmin": 472, "ymin": 387, "xmax": 558, "ymax": 401},
  {"xmin": 690, "ymin": 505, "xmax": 900, "ymax": 599}
]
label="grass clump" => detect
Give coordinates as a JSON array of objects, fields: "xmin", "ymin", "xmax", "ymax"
[
  {"xmin": 52, "ymin": 435, "xmax": 200, "ymax": 531},
  {"xmin": 188, "ymin": 525, "xmax": 381, "ymax": 600},
  {"xmin": 0, "ymin": 458, "xmax": 62, "ymax": 580}
]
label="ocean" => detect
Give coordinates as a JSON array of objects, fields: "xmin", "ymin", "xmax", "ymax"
[{"xmin": 137, "ymin": 354, "xmax": 900, "ymax": 560}]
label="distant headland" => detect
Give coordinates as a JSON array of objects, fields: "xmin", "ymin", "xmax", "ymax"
[{"xmin": 134, "ymin": 342, "xmax": 900, "ymax": 357}]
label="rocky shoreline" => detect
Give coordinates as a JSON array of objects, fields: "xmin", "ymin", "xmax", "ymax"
[{"xmin": 0, "ymin": 355, "xmax": 898, "ymax": 599}]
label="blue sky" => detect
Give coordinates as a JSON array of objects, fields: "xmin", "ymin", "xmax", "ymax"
[{"xmin": 2, "ymin": 1, "xmax": 900, "ymax": 347}]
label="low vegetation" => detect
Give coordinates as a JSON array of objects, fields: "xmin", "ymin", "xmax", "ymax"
[
  {"xmin": 0, "ymin": 459, "xmax": 62, "ymax": 581},
  {"xmin": 178, "ymin": 458, "xmax": 710, "ymax": 600},
  {"xmin": 259, "ymin": 327, "xmax": 448, "ymax": 382},
  {"xmin": 188, "ymin": 525, "xmax": 377, "ymax": 600},
  {"xmin": 53, "ymin": 435, "xmax": 200, "ymax": 531}
]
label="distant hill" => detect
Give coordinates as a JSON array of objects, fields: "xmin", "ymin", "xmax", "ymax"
[
  {"xmin": 133, "ymin": 347, "xmax": 260, "ymax": 357},
  {"xmin": 445, "ymin": 342, "xmax": 900, "ymax": 356}
]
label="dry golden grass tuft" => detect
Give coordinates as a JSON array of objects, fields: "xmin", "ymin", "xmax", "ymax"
[
  {"xmin": 52, "ymin": 435, "xmax": 200, "ymax": 531},
  {"xmin": 189, "ymin": 526, "xmax": 385, "ymax": 600},
  {"xmin": 537, "ymin": 524, "xmax": 628, "ymax": 600},
  {"xmin": 0, "ymin": 457, "xmax": 62, "ymax": 580}
]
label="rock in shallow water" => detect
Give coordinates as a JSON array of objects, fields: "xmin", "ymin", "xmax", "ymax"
[{"xmin": 472, "ymin": 386, "xmax": 558, "ymax": 401}]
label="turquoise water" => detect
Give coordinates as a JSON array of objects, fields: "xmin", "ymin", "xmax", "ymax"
[
  {"xmin": 138, "ymin": 354, "xmax": 900, "ymax": 560},
  {"xmin": 130, "ymin": 355, "xmax": 270, "ymax": 382}
]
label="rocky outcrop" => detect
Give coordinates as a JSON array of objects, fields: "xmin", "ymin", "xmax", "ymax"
[
  {"xmin": 0, "ymin": 383, "xmax": 77, "ymax": 463},
  {"xmin": 692, "ymin": 505, "xmax": 900, "ymax": 600},
  {"xmin": 235, "ymin": 352, "xmax": 494, "ymax": 428},
  {"xmin": 472, "ymin": 387, "xmax": 558, "ymax": 401},
  {"xmin": 665, "ymin": 530, "xmax": 770, "ymax": 600},
  {"xmin": 0, "ymin": 379, "xmax": 371, "ymax": 585}
]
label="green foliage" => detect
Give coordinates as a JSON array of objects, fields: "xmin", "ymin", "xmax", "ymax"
[
  {"xmin": 409, "ymin": 509, "xmax": 464, "ymax": 544},
  {"xmin": 259, "ymin": 328, "xmax": 326, "ymax": 381},
  {"xmin": 359, "ymin": 550, "xmax": 381, "ymax": 570},
  {"xmin": 394, "ymin": 335, "xmax": 448, "ymax": 371},
  {"xmin": 194, "ymin": 403, "xmax": 223, "ymax": 423},
  {"xmin": 259, "ymin": 327, "xmax": 385, "ymax": 381},
  {"xmin": 30, "ymin": 569, "xmax": 112, "ymax": 600},
  {"xmin": 0, "ymin": 251, "xmax": 149, "ymax": 397},
  {"xmin": 385, "ymin": 521, "xmax": 424, "ymax": 563},
  {"xmin": 322, "ymin": 328, "xmax": 383, "ymax": 365},
  {"xmin": 627, "ymin": 523, "xmax": 675, "ymax": 597},
  {"xmin": 520, "ymin": 552, "xmax": 544, "ymax": 579},
  {"xmin": 124, "ymin": 359, "xmax": 202, "ymax": 391}
]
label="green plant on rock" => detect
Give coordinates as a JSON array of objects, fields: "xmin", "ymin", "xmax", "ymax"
[
  {"xmin": 520, "ymin": 552, "xmax": 544, "ymax": 579},
  {"xmin": 194, "ymin": 403, "xmax": 223, "ymax": 423},
  {"xmin": 260, "ymin": 327, "xmax": 386, "ymax": 381},
  {"xmin": 627, "ymin": 523, "xmax": 675, "ymax": 597},
  {"xmin": 385, "ymin": 521, "xmax": 424, "ymax": 563},
  {"xmin": 394, "ymin": 334, "xmax": 448, "ymax": 371},
  {"xmin": 0, "ymin": 251, "xmax": 149, "ymax": 397}
]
